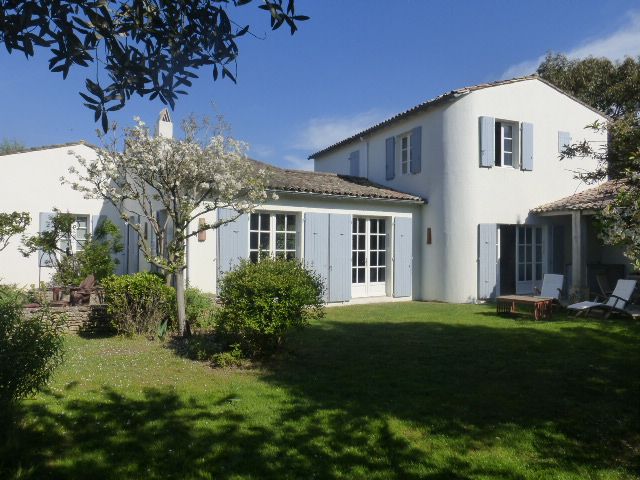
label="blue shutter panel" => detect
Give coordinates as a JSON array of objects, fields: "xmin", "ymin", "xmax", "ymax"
[
  {"xmin": 304, "ymin": 213, "xmax": 330, "ymax": 302},
  {"xmin": 522, "ymin": 122, "xmax": 534, "ymax": 171},
  {"xmin": 127, "ymin": 215, "xmax": 140, "ymax": 274},
  {"xmin": 328, "ymin": 214, "xmax": 351, "ymax": 302},
  {"xmin": 38, "ymin": 212, "xmax": 56, "ymax": 268},
  {"xmin": 393, "ymin": 217, "xmax": 413, "ymax": 297},
  {"xmin": 478, "ymin": 224, "xmax": 498, "ymax": 299},
  {"xmin": 217, "ymin": 208, "xmax": 248, "ymax": 281},
  {"xmin": 479, "ymin": 116, "xmax": 495, "ymax": 167},
  {"xmin": 385, "ymin": 137, "xmax": 395, "ymax": 180},
  {"xmin": 410, "ymin": 126, "xmax": 422, "ymax": 173},
  {"xmin": 349, "ymin": 150, "xmax": 360, "ymax": 177}
]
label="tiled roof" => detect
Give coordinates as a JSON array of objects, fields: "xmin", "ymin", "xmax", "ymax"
[
  {"xmin": 251, "ymin": 160, "xmax": 424, "ymax": 203},
  {"xmin": 531, "ymin": 180, "xmax": 621, "ymax": 213},
  {"xmin": 309, "ymin": 75, "xmax": 607, "ymax": 159},
  {"xmin": 0, "ymin": 140, "xmax": 92, "ymax": 157}
]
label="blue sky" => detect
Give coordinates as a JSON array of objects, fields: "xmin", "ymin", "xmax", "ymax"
[{"xmin": 1, "ymin": 1, "xmax": 639, "ymax": 170}]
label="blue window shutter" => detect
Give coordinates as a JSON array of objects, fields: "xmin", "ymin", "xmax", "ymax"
[
  {"xmin": 479, "ymin": 116, "xmax": 495, "ymax": 167},
  {"xmin": 522, "ymin": 122, "xmax": 534, "ymax": 171},
  {"xmin": 38, "ymin": 212, "xmax": 56, "ymax": 268},
  {"xmin": 304, "ymin": 213, "xmax": 330, "ymax": 302},
  {"xmin": 217, "ymin": 208, "xmax": 248, "ymax": 283},
  {"xmin": 126, "ymin": 215, "xmax": 140, "ymax": 274},
  {"xmin": 410, "ymin": 126, "xmax": 422, "ymax": 173},
  {"xmin": 349, "ymin": 150, "xmax": 360, "ymax": 177},
  {"xmin": 558, "ymin": 131, "xmax": 571, "ymax": 152},
  {"xmin": 393, "ymin": 217, "xmax": 413, "ymax": 297},
  {"xmin": 385, "ymin": 137, "xmax": 395, "ymax": 180},
  {"xmin": 329, "ymin": 214, "xmax": 351, "ymax": 302},
  {"xmin": 478, "ymin": 224, "xmax": 498, "ymax": 299}
]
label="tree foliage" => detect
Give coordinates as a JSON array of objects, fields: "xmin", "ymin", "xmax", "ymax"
[
  {"xmin": 21, "ymin": 210, "xmax": 123, "ymax": 284},
  {"xmin": 0, "ymin": 211, "xmax": 30, "ymax": 252},
  {"xmin": 0, "ymin": 138, "xmax": 26, "ymax": 155},
  {"xmin": 538, "ymin": 53, "xmax": 640, "ymax": 269},
  {"xmin": 0, "ymin": 1, "xmax": 307, "ymax": 131},
  {"xmin": 65, "ymin": 116, "xmax": 270, "ymax": 335}
]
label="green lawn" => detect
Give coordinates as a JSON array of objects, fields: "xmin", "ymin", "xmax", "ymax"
[{"xmin": 2, "ymin": 303, "xmax": 639, "ymax": 479}]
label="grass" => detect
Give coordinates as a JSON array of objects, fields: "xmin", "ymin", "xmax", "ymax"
[{"xmin": 2, "ymin": 302, "xmax": 639, "ymax": 479}]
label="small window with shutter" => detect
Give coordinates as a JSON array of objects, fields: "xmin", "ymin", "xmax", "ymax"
[{"xmin": 494, "ymin": 120, "xmax": 519, "ymax": 168}]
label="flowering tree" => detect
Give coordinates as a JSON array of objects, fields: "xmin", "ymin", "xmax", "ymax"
[
  {"xmin": 65, "ymin": 117, "xmax": 269, "ymax": 335},
  {"xmin": 0, "ymin": 212, "xmax": 30, "ymax": 252}
]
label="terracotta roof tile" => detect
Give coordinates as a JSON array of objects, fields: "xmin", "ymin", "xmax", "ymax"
[
  {"xmin": 531, "ymin": 180, "xmax": 621, "ymax": 213},
  {"xmin": 0, "ymin": 140, "xmax": 92, "ymax": 157},
  {"xmin": 251, "ymin": 160, "xmax": 424, "ymax": 203}
]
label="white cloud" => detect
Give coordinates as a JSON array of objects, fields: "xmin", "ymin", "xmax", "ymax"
[
  {"xmin": 293, "ymin": 109, "xmax": 389, "ymax": 152},
  {"xmin": 283, "ymin": 154, "xmax": 314, "ymax": 171},
  {"xmin": 502, "ymin": 11, "xmax": 640, "ymax": 78}
]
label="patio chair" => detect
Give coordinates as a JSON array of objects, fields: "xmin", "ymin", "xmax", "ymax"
[
  {"xmin": 567, "ymin": 279, "xmax": 637, "ymax": 319},
  {"xmin": 533, "ymin": 274, "xmax": 565, "ymax": 301},
  {"xmin": 70, "ymin": 274, "xmax": 97, "ymax": 306}
]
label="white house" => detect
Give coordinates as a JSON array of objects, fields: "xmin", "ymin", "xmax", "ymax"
[{"xmin": 0, "ymin": 75, "xmax": 630, "ymax": 304}]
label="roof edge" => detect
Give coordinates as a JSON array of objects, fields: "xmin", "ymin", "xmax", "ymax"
[
  {"xmin": 267, "ymin": 188, "xmax": 426, "ymax": 204},
  {"xmin": 0, "ymin": 140, "xmax": 94, "ymax": 157},
  {"xmin": 309, "ymin": 75, "xmax": 609, "ymax": 160}
]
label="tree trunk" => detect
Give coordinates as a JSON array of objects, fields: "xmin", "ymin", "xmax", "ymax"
[{"xmin": 175, "ymin": 268, "xmax": 187, "ymax": 336}]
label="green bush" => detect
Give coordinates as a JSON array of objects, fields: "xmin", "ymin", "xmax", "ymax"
[
  {"xmin": 102, "ymin": 273, "xmax": 176, "ymax": 337},
  {"xmin": 185, "ymin": 288, "xmax": 217, "ymax": 331},
  {"xmin": 0, "ymin": 286, "xmax": 64, "ymax": 406},
  {"xmin": 216, "ymin": 258, "xmax": 325, "ymax": 357}
]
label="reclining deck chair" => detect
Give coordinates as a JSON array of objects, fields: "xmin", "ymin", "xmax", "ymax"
[
  {"xmin": 533, "ymin": 274, "xmax": 565, "ymax": 302},
  {"xmin": 567, "ymin": 279, "xmax": 637, "ymax": 319}
]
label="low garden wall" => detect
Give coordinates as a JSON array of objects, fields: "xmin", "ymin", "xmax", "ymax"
[{"xmin": 23, "ymin": 305, "xmax": 113, "ymax": 334}]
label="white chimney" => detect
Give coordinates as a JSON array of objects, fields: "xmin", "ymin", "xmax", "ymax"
[{"xmin": 157, "ymin": 108, "xmax": 173, "ymax": 139}]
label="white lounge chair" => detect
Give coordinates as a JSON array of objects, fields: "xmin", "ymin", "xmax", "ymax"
[
  {"xmin": 534, "ymin": 274, "xmax": 564, "ymax": 301},
  {"xmin": 567, "ymin": 279, "xmax": 637, "ymax": 318}
]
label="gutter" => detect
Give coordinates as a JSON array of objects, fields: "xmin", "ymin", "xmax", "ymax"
[{"xmin": 267, "ymin": 188, "xmax": 427, "ymax": 205}]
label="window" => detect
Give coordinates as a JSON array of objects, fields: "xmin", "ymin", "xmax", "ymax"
[
  {"xmin": 59, "ymin": 214, "xmax": 89, "ymax": 254},
  {"xmin": 249, "ymin": 212, "xmax": 297, "ymax": 262},
  {"xmin": 400, "ymin": 134, "xmax": 410, "ymax": 175},
  {"xmin": 351, "ymin": 218, "xmax": 386, "ymax": 284},
  {"xmin": 494, "ymin": 121, "xmax": 518, "ymax": 167}
]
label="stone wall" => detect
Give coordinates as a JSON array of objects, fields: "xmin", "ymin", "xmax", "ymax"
[{"xmin": 24, "ymin": 305, "xmax": 113, "ymax": 334}]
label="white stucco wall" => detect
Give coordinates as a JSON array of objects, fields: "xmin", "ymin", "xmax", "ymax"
[
  {"xmin": 0, "ymin": 144, "xmax": 125, "ymax": 287},
  {"xmin": 314, "ymin": 78, "xmax": 607, "ymax": 302},
  {"xmin": 186, "ymin": 193, "xmax": 421, "ymax": 301}
]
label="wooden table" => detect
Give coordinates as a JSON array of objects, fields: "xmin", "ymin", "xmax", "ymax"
[{"xmin": 496, "ymin": 295, "xmax": 554, "ymax": 320}]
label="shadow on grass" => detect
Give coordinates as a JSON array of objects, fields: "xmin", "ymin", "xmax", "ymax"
[{"xmin": 2, "ymin": 314, "xmax": 639, "ymax": 479}]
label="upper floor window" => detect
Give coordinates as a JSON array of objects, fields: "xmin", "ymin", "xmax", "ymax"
[
  {"xmin": 495, "ymin": 121, "xmax": 519, "ymax": 168},
  {"xmin": 400, "ymin": 133, "xmax": 410, "ymax": 175},
  {"xmin": 249, "ymin": 212, "xmax": 297, "ymax": 262}
]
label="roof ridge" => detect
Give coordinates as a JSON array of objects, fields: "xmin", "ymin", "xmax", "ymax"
[
  {"xmin": 308, "ymin": 75, "xmax": 607, "ymax": 159},
  {"xmin": 0, "ymin": 140, "xmax": 92, "ymax": 157}
]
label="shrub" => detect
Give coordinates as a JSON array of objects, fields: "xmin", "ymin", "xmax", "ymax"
[
  {"xmin": 102, "ymin": 273, "xmax": 176, "ymax": 337},
  {"xmin": 185, "ymin": 288, "xmax": 217, "ymax": 331},
  {"xmin": 0, "ymin": 286, "xmax": 64, "ymax": 406},
  {"xmin": 216, "ymin": 258, "xmax": 325, "ymax": 357}
]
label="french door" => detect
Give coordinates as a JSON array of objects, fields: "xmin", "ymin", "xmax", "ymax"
[
  {"xmin": 516, "ymin": 225, "xmax": 545, "ymax": 294},
  {"xmin": 352, "ymin": 218, "xmax": 387, "ymax": 298}
]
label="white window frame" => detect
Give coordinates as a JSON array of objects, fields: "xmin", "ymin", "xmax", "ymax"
[
  {"xmin": 249, "ymin": 212, "xmax": 298, "ymax": 262},
  {"xmin": 495, "ymin": 120, "xmax": 519, "ymax": 168},
  {"xmin": 59, "ymin": 214, "xmax": 90, "ymax": 255},
  {"xmin": 399, "ymin": 133, "xmax": 411, "ymax": 175}
]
